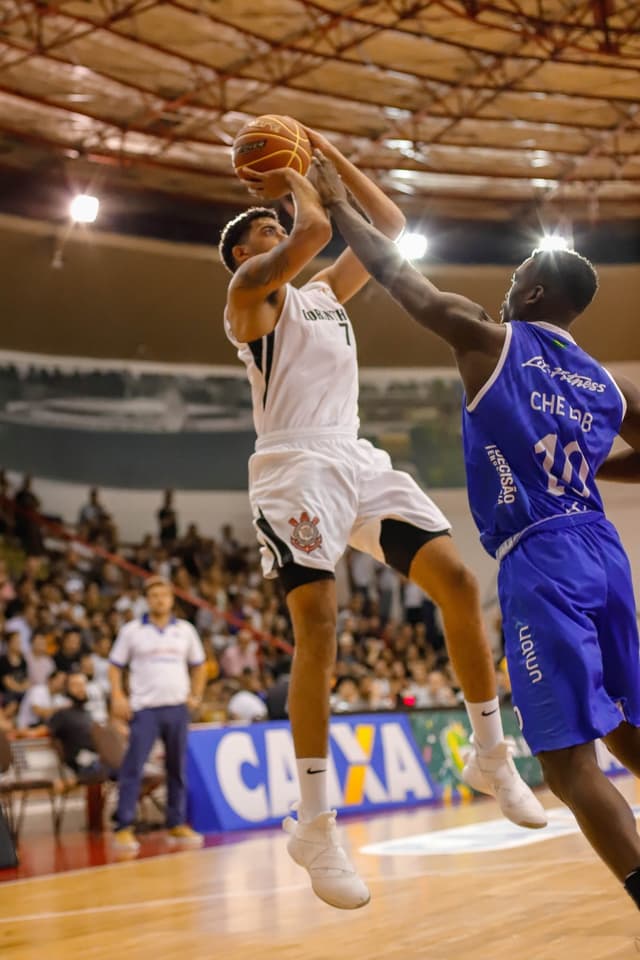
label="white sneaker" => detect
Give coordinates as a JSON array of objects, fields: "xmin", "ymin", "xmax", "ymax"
[
  {"xmin": 462, "ymin": 737, "xmax": 548, "ymax": 829},
  {"xmin": 283, "ymin": 807, "xmax": 371, "ymax": 910}
]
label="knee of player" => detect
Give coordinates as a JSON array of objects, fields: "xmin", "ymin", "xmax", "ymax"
[
  {"xmin": 539, "ymin": 749, "xmax": 596, "ymax": 803},
  {"xmin": 292, "ymin": 616, "xmax": 337, "ymax": 664},
  {"xmin": 437, "ymin": 562, "xmax": 479, "ymax": 607},
  {"xmin": 539, "ymin": 758, "xmax": 569, "ymax": 802}
]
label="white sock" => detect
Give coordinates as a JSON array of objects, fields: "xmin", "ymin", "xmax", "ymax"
[
  {"xmin": 296, "ymin": 758, "xmax": 329, "ymax": 821},
  {"xmin": 465, "ymin": 698, "xmax": 504, "ymax": 751}
]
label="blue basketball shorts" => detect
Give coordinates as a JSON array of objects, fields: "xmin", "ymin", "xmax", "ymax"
[{"xmin": 498, "ymin": 515, "xmax": 640, "ymax": 755}]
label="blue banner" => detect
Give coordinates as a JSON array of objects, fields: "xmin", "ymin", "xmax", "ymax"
[{"xmin": 187, "ymin": 713, "xmax": 438, "ymax": 832}]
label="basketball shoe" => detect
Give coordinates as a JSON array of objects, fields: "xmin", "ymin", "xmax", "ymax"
[
  {"xmin": 167, "ymin": 824, "xmax": 204, "ymax": 848},
  {"xmin": 112, "ymin": 827, "xmax": 140, "ymax": 855},
  {"xmin": 283, "ymin": 805, "xmax": 371, "ymax": 909},
  {"xmin": 462, "ymin": 736, "xmax": 547, "ymax": 829}
]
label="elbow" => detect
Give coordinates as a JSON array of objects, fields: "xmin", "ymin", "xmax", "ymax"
[{"xmin": 313, "ymin": 216, "xmax": 333, "ymax": 248}]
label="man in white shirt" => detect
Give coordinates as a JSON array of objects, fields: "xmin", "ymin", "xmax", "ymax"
[
  {"xmin": 227, "ymin": 669, "xmax": 268, "ymax": 724},
  {"xmin": 109, "ymin": 576, "xmax": 206, "ymax": 855},
  {"xmin": 17, "ymin": 671, "xmax": 68, "ymax": 728}
]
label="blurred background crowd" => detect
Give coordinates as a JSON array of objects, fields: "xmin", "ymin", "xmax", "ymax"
[{"xmin": 0, "ymin": 473, "xmax": 509, "ymax": 741}]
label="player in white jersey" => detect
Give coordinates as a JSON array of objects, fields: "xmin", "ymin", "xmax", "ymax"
[{"xmin": 220, "ymin": 126, "xmax": 546, "ymax": 910}]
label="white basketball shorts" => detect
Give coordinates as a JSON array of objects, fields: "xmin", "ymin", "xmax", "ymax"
[{"xmin": 248, "ymin": 431, "xmax": 450, "ymax": 578}]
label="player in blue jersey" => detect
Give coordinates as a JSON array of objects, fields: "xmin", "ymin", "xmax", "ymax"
[{"xmin": 309, "ymin": 149, "xmax": 640, "ymax": 910}]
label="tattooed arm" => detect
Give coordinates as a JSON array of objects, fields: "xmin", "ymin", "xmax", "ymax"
[
  {"xmin": 599, "ymin": 376, "xmax": 640, "ymax": 483},
  {"xmin": 227, "ymin": 170, "xmax": 331, "ymax": 343},
  {"xmin": 309, "ymin": 150, "xmax": 505, "ymax": 402}
]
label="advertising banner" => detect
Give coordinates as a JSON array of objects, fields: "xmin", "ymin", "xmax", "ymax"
[
  {"xmin": 187, "ymin": 713, "xmax": 438, "ymax": 832},
  {"xmin": 409, "ymin": 707, "xmax": 544, "ymax": 804}
]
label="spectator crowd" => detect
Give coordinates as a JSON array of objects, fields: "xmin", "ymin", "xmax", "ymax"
[{"xmin": 0, "ymin": 473, "xmax": 509, "ymax": 742}]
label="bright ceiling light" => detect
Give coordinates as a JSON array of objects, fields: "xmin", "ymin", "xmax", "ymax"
[
  {"xmin": 70, "ymin": 193, "xmax": 99, "ymax": 223},
  {"xmin": 537, "ymin": 233, "xmax": 570, "ymax": 252},
  {"xmin": 397, "ymin": 231, "xmax": 428, "ymax": 260}
]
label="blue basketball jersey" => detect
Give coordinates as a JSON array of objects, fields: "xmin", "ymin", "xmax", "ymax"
[{"xmin": 462, "ymin": 320, "xmax": 626, "ymax": 558}]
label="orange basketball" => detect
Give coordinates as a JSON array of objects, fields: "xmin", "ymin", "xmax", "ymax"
[{"xmin": 232, "ymin": 115, "xmax": 312, "ymax": 179}]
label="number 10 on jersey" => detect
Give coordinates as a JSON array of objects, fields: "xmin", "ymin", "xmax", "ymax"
[{"xmin": 534, "ymin": 433, "xmax": 591, "ymax": 498}]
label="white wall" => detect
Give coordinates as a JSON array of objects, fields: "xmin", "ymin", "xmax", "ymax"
[{"xmin": 14, "ymin": 360, "xmax": 640, "ymax": 608}]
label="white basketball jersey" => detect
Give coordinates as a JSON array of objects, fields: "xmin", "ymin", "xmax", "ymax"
[{"xmin": 225, "ymin": 280, "xmax": 359, "ymax": 438}]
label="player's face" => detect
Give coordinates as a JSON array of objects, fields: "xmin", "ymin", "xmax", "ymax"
[
  {"xmin": 500, "ymin": 258, "xmax": 534, "ymax": 323},
  {"xmin": 246, "ymin": 218, "xmax": 288, "ymax": 256}
]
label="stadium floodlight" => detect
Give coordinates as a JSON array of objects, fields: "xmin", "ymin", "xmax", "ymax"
[
  {"xmin": 537, "ymin": 233, "xmax": 570, "ymax": 252},
  {"xmin": 70, "ymin": 193, "xmax": 100, "ymax": 223},
  {"xmin": 397, "ymin": 231, "xmax": 428, "ymax": 261}
]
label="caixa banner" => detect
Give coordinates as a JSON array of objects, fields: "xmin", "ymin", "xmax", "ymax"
[{"xmin": 186, "ymin": 714, "xmax": 438, "ymax": 832}]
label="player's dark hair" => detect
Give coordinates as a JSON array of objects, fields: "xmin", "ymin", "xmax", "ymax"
[
  {"xmin": 530, "ymin": 248, "xmax": 598, "ymax": 314},
  {"xmin": 218, "ymin": 207, "xmax": 279, "ymax": 274}
]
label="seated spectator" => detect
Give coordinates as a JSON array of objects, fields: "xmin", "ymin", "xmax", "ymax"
[
  {"xmin": 424, "ymin": 669, "xmax": 457, "ymax": 708},
  {"xmin": 337, "ymin": 627, "xmax": 359, "ymax": 667},
  {"xmin": 265, "ymin": 656, "xmax": 291, "ymax": 720},
  {"xmin": 17, "ymin": 670, "xmax": 69, "ymax": 729},
  {"xmin": 5, "ymin": 602, "xmax": 37, "ymax": 656},
  {"xmin": 26, "ymin": 629, "xmax": 56, "ymax": 685},
  {"xmin": 227, "ymin": 669, "xmax": 268, "ymax": 723},
  {"xmin": 220, "ymin": 627, "xmax": 259, "ymax": 678},
  {"xmin": 79, "ymin": 652, "xmax": 108, "ymax": 723},
  {"xmin": 357, "ymin": 674, "xmax": 391, "ymax": 711},
  {"xmin": 48, "ymin": 673, "xmax": 107, "ymax": 782},
  {"xmin": 91, "ymin": 633, "xmax": 113, "ymax": 698},
  {"xmin": 55, "ymin": 627, "xmax": 85, "ymax": 673},
  {"xmin": 331, "ymin": 676, "xmax": 362, "ymax": 713},
  {"xmin": 0, "ymin": 630, "xmax": 30, "ymax": 718}
]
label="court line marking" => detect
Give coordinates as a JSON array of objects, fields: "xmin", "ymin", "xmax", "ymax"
[{"xmin": 0, "ymin": 854, "xmax": 601, "ymax": 925}]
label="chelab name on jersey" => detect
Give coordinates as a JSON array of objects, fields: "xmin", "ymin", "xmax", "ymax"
[{"xmin": 522, "ymin": 356, "xmax": 606, "ymax": 392}]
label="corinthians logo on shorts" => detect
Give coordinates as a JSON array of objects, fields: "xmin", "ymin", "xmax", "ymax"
[{"xmin": 289, "ymin": 511, "xmax": 322, "ymax": 553}]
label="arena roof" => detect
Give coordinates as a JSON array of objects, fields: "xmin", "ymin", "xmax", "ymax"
[{"xmin": 0, "ymin": 0, "xmax": 639, "ymax": 222}]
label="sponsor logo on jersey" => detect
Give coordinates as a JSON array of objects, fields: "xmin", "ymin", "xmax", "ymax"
[
  {"xmin": 522, "ymin": 356, "xmax": 606, "ymax": 392},
  {"xmin": 302, "ymin": 306, "xmax": 349, "ymax": 324},
  {"xmin": 519, "ymin": 625, "xmax": 542, "ymax": 684},
  {"xmin": 485, "ymin": 445, "xmax": 517, "ymax": 505},
  {"xmin": 289, "ymin": 511, "xmax": 323, "ymax": 553}
]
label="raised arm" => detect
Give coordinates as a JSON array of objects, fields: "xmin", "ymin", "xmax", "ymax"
[
  {"xmin": 309, "ymin": 151, "xmax": 505, "ymax": 396},
  {"xmin": 227, "ymin": 169, "xmax": 331, "ymax": 343},
  {"xmin": 305, "ymin": 128, "xmax": 406, "ymax": 304},
  {"xmin": 598, "ymin": 376, "xmax": 640, "ymax": 482}
]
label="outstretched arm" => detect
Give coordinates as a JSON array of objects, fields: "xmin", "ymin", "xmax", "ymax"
[
  {"xmin": 598, "ymin": 376, "xmax": 640, "ymax": 482},
  {"xmin": 309, "ymin": 151, "xmax": 506, "ymax": 397},
  {"xmin": 227, "ymin": 168, "xmax": 331, "ymax": 342},
  {"xmin": 305, "ymin": 128, "xmax": 406, "ymax": 304}
]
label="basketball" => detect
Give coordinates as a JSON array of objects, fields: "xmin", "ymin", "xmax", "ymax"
[{"xmin": 232, "ymin": 115, "xmax": 312, "ymax": 179}]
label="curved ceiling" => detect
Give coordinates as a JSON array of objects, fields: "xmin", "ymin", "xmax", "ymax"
[{"xmin": 0, "ymin": 0, "xmax": 639, "ymax": 221}]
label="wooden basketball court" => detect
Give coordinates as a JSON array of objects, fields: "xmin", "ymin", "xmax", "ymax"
[{"xmin": 2, "ymin": 779, "xmax": 639, "ymax": 960}]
